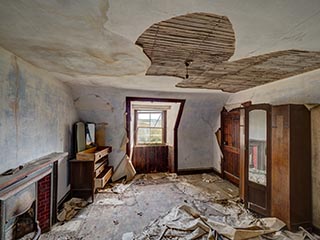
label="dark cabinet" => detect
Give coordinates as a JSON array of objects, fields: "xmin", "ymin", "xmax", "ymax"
[
  {"xmin": 271, "ymin": 104, "xmax": 311, "ymax": 230},
  {"xmin": 70, "ymin": 146, "xmax": 112, "ymax": 202}
]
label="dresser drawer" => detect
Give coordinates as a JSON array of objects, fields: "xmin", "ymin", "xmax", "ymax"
[
  {"xmin": 95, "ymin": 157, "xmax": 108, "ymax": 177},
  {"xmin": 77, "ymin": 146, "xmax": 112, "ymax": 162},
  {"xmin": 95, "ymin": 167, "xmax": 112, "ymax": 189}
]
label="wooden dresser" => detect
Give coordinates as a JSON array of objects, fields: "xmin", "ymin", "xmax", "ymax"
[
  {"xmin": 271, "ymin": 104, "xmax": 311, "ymax": 230},
  {"xmin": 70, "ymin": 146, "xmax": 112, "ymax": 202}
]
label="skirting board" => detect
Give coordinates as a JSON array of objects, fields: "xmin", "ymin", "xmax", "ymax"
[{"xmin": 177, "ymin": 167, "xmax": 222, "ymax": 177}]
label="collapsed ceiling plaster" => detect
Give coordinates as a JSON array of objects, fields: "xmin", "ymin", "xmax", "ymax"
[
  {"xmin": 0, "ymin": 0, "xmax": 320, "ymax": 92},
  {"xmin": 177, "ymin": 49, "xmax": 320, "ymax": 92},
  {"xmin": 136, "ymin": 12, "xmax": 235, "ymax": 78},
  {"xmin": 136, "ymin": 13, "xmax": 320, "ymax": 93}
]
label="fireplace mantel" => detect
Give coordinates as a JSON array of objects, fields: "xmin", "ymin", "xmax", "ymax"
[
  {"xmin": 0, "ymin": 152, "xmax": 67, "ymax": 239},
  {"xmin": 0, "ymin": 152, "xmax": 68, "ymax": 192}
]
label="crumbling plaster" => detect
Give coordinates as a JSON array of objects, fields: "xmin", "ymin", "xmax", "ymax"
[
  {"xmin": 1, "ymin": 0, "xmax": 320, "ymax": 91},
  {"xmin": 72, "ymin": 86, "xmax": 230, "ymax": 172},
  {"xmin": 0, "ymin": 47, "xmax": 78, "ymax": 200}
]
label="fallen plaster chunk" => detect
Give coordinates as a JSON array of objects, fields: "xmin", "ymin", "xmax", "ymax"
[
  {"xmin": 96, "ymin": 198, "xmax": 125, "ymax": 206},
  {"xmin": 135, "ymin": 204, "xmax": 285, "ymax": 240},
  {"xmin": 122, "ymin": 232, "xmax": 134, "ymax": 240},
  {"xmin": 202, "ymin": 173, "xmax": 219, "ymax": 183},
  {"xmin": 111, "ymin": 181, "xmax": 134, "ymax": 194}
]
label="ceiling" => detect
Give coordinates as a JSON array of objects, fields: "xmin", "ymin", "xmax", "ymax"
[{"xmin": 1, "ymin": 0, "xmax": 320, "ymax": 92}]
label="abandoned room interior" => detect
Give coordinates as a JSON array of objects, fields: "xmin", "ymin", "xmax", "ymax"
[{"xmin": 1, "ymin": 0, "xmax": 320, "ymax": 239}]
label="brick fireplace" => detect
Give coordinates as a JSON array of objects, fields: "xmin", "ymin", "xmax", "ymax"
[
  {"xmin": 37, "ymin": 174, "xmax": 51, "ymax": 232},
  {"xmin": 0, "ymin": 153, "xmax": 67, "ymax": 239}
]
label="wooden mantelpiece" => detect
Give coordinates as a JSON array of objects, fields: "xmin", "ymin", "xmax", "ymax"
[{"xmin": 0, "ymin": 152, "xmax": 67, "ymax": 191}]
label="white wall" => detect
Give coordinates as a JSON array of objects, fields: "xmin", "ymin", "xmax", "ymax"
[
  {"xmin": 226, "ymin": 69, "xmax": 320, "ymax": 109},
  {"xmin": 0, "ymin": 47, "xmax": 78, "ymax": 201},
  {"xmin": 71, "ymin": 86, "xmax": 230, "ymax": 172},
  {"xmin": 166, "ymin": 103, "xmax": 180, "ymax": 146}
]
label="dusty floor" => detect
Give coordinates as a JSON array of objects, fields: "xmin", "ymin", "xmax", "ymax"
[
  {"xmin": 37, "ymin": 173, "xmax": 316, "ymax": 240},
  {"xmin": 39, "ymin": 173, "xmax": 238, "ymax": 239}
]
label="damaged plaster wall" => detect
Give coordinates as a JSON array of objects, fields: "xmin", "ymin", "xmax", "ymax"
[
  {"xmin": 225, "ymin": 69, "xmax": 320, "ymax": 109},
  {"xmin": 72, "ymin": 86, "xmax": 229, "ymax": 172},
  {"xmin": 0, "ymin": 47, "xmax": 78, "ymax": 201},
  {"xmin": 225, "ymin": 72, "xmax": 320, "ymax": 228},
  {"xmin": 311, "ymin": 106, "xmax": 320, "ymax": 229}
]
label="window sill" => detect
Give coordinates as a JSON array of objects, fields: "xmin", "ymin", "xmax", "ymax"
[{"xmin": 134, "ymin": 144, "xmax": 168, "ymax": 147}]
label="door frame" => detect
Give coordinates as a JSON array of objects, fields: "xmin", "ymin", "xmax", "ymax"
[{"xmin": 125, "ymin": 97, "xmax": 185, "ymax": 173}]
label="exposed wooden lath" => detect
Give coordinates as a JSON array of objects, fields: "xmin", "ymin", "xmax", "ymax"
[
  {"xmin": 136, "ymin": 12, "xmax": 235, "ymax": 77},
  {"xmin": 177, "ymin": 50, "xmax": 320, "ymax": 92},
  {"xmin": 136, "ymin": 13, "xmax": 320, "ymax": 93}
]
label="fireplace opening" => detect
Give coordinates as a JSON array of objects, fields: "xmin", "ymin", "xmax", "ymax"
[{"xmin": 5, "ymin": 201, "xmax": 41, "ymax": 240}]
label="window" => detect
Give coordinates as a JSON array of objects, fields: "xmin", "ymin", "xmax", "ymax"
[{"xmin": 135, "ymin": 110, "xmax": 166, "ymax": 145}]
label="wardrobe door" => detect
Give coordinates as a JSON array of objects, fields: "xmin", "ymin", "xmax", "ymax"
[
  {"xmin": 221, "ymin": 108, "xmax": 240, "ymax": 185},
  {"xmin": 245, "ymin": 104, "xmax": 271, "ymax": 216}
]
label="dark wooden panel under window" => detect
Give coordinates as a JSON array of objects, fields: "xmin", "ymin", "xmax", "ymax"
[
  {"xmin": 132, "ymin": 145, "xmax": 168, "ymax": 173},
  {"xmin": 221, "ymin": 108, "xmax": 240, "ymax": 185}
]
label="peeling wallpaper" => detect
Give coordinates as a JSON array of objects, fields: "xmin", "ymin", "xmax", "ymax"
[
  {"xmin": 72, "ymin": 86, "xmax": 230, "ymax": 172},
  {"xmin": 0, "ymin": 47, "xmax": 78, "ymax": 200}
]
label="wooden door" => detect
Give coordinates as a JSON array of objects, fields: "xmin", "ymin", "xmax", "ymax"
[{"xmin": 221, "ymin": 109, "xmax": 240, "ymax": 185}]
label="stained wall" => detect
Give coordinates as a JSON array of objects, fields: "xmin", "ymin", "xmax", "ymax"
[
  {"xmin": 71, "ymin": 86, "xmax": 229, "ymax": 172},
  {"xmin": 0, "ymin": 47, "xmax": 78, "ymax": 201}
]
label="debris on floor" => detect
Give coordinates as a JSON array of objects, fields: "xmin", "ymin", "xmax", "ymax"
[
  {"xmin": 202, "ymin": 173, "xmax": 219, "ymax": 183},
  {"xmin": 132, "ymin": 204, "xmax": 285, "ymax": 240},
  {"xmin": 96, "ymin": 197, "xmax": 125, "ymax": 206},
  {"xmin": 57, "ymin": 198, "xmax": 88, "ymax": 222},
  {"xmin": 40, "ymin": 173, "xmax": 319, "ymax": 240}
]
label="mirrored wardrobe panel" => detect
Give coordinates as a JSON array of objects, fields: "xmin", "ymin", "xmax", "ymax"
[{"xmin": 245, "ymin": 104, "xmax": 271, "ymax": 216}]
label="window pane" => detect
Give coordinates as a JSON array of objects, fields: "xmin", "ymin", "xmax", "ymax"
[
  {"xmin": 137, "ymin": 128, "xmax": 150, "ymax": 144},
  {"xmin": 150, "ymin": 113, "xmax": 162, "ymax": 127},
  {"xmin": 137, "ymin": 111, "xmax": 163, "ymax": 128},
  {"xmin": 137, "ymin": 127, "xmax": 163, "ymax": 144},
  {"xmin": 137, "ymin": 113, "xmax": 151, "ymax": 127},
  {"xmin": 150, "ymin": 128, "xmax": 162, "ymax": 143}
]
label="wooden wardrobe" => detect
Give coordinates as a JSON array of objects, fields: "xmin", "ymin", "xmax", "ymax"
[
  {"xmin": 239, "ymin": 104, "xmax": 312, "ymax": 230},
  {"xmin": 271, "ymin": 104, "xmax": 311, "ymax": 230}
]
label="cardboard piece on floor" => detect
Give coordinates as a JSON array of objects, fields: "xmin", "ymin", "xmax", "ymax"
[
  {"xmin": 111, "ymin": 155, "xmax": 136, "ymax": 183},
  {"xmin": 57, "ymin": 198, "xmax": 88, "ymax": 222}
]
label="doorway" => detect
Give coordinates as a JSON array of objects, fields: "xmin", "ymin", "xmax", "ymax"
[{"xmin": 126, "ymin": 97, "xmax": 185, "ymax": 173}]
